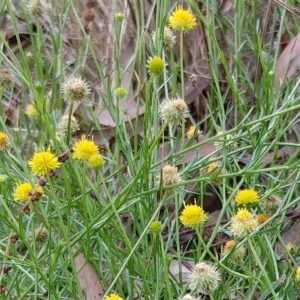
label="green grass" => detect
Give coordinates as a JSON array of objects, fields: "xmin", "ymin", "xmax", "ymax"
[{"xmin": 0, "ymin": 0, "xmax": 299, "ymax": 299}]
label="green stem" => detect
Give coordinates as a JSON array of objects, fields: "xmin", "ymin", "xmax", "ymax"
[
  {"xmin": 103, "ymin": 198, "xmax": 167, "ymax": 297},
  {"xmin": 247, "ymin": 238, "xmax": 277, "ymax": 298},
  {"xmin": 180, "ymin": 32, "xmax": 185, "ymax": 99}
]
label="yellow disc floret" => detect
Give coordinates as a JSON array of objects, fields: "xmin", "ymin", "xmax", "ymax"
[
  {"xmin": 73, "ymin": 135, "xmax": 99, "ymax": 162},
  {"xmin": 28, "ymin": 148, "xmax": 61, "ymax": 176},
  {"xmin": 168, "ymin": 5, "xmax": 197, "ymax": 32},
  {"xmin": 235, "ymin": 189, "xmax": 259, "ymax": 206},
  {"xmin": 179, "ymin": 202, "xmax": 207, "ymax": 228}
]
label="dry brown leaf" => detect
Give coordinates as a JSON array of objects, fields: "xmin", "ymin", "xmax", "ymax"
[
  {"xmin": 169, "ymin": 259, "xmax": 194, "ymax": 283},
  {"xmin": 275, "ymin": 33, "xmax": 300, "ymax": 88},
  {"xmin": 74, "ymin": 250, "xmax": 104, "ymax": 300},
  {"xmin": 241, "ymin": 147, "xmax": 288, "ymax": 168}
]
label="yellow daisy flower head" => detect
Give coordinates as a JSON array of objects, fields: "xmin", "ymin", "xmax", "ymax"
[
  {"xmin": 186, "ymin": 125, "xmax": 196, "ymax": 139},
  {"xmin": 168, "ymin": 5, "xmax": 197, "ymax": 32},
  {"xmin": 28, "ymin": 148, "xmax": 61, "ymax": 176},
  {"xmin": 234, "ymin": 189, "xmax": 259, "ymax": 206},
  {"xmin": 114, "ymin": 87, "xmax": 127, "ymax": 99},
  {"xmin": 296, "ymin": 266, "xmax": 300, "ymax": 281},
  {"xmin": 24, "ymin": 103, "xmax": 39, "ymax": 119},
  {"xmin": 147, "ymin": 56, "xmax": 165, "ymax": 75},
  {"xmin": 235, "ymin": 208, "xmax": 253, "ymax": 221},
  {"xmin": 115, "ymin": 13, "xmax": 125, "ymax": 21},
  {"xmin": 14, "ymin": 182, "xmax": 43, "ymax": 201},
  {"xmin": 156, "ymin": 165, "xmax": 182, "ymax": 187},
  {"xmin": 105, "ymin": 293, "xmax": 123, "ymax": 300},
  {"xmin": 73, "ymin": 135, "xmax": 99, "ymax": 162},
  {"xmin": 61, "ymin": 76, "xmax": 91, "ymax": 103},
  {"xmin": 229, "ymin": 208, "xmax": 258, "ymax": 238},
  {"xmin": 221, "ymin": 240, "xmax": 246, "ymax": 261},
  {"xmin": 179, "ymin": 202, "xmax": 207, "ymax": 229},
  {"xmin": 159, "ymin": 98, "xmax": 189, "ymax": 125},
  {"xmin": 0, "ymin": 132, "xmax": 10, "ymax": 150},
  {"xmin": 257, "ymin": 213, "xmax": 269, "ymax": 224},
  {"xmin": 149, "ymin": 221, "xmax": 162, "ymax": 233},
  {"xmin": 186, "ymin": 125, "xmax": 202, "ymax": 139},
  {"xmin": 88, "ymin": 153, "xmax": 104, "ymax": 169},
  {"xmin": 204, "ymin": 160, "xmax": 225, "ymax": 186},
  {"xmin": 207, "ymin": 162, "xmax": 220, "ymax": 176},
  {"xmin": 224, "ymin": 239, "xmax": 235, "ymax": 250},
  {"xmin": 188, "ymin": 261, "xmax": 220, "ymax": 294}
]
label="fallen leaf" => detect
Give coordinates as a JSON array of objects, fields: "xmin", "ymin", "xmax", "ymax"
[
  {"xmin": 74, "ymin": 249, "xmax": 104, "ymax": 300},
  {"xmin": 275, "ymin": 33, "xmax": 300, "ymax": 88},
  {"xmin": 169, "ymin": 259, "xmax": 194, "ymax": 283}
]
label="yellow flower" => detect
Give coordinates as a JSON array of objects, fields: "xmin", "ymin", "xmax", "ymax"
[
  {"xmin": 105, "ymin": 293, "xmax": 123, "ymax": 300},
  {"xmin": 186, "ymin": 125, "xmax": 196, "ymax": 139},
  {"xmin": 235, "ymin": 208, "xmax": 253, "ymax": 221},
  {"xmin": 221, "ymin": 240, "xmax": 246, "ymax": 261},
  {"xmin": 14, "ymin": 182, "xmax": 43, "ymax": 201},
  {"xmin": 114, "ymin": 87, "xmax": 127, "ymax": 98},
  {"xmin": 24, "ymin": 103, "xmax": 39, "ymax": 118},
  {"xmin": 28, "ymin": 148, "xmax": 61, "ymax": 176},
  {"xmin": 149, "ymin": 221, "xmax": 162, "ymax": 233},
  {"xmin": 224, "ymin": 240, "xmax": 235, "ymax": 250},
  {"xmin": 296, "ymin": 266, "xmax": 300, "ymax": 281},
  {"xmin": 88, "ymin": 153, "xmax": 104, "ymax": 169},
  {"xmin": 235, "ymin": 189, "xmax": 259, "ymax": 206},
  {"xmin": 147, "ymin": 56, "xmax": 165, "ymax": 75},
  {"xmin": 257, "ymin": 213, "xmax": 268, "ymax": 224},
  {"xmin": 168, "ymin": 5, "xmax": 196, "ymax": 32},
  {"xmin": 207, "ymin": 162, "xmax": 219, "ymax": 175},
  {"xmin": 179, "ymin": 202, "xmax": 207, "ymax": 228},
  {"xmin": 205, "ymin": 161, "xmax": 224, "ymax": 186},
  {"xmin": 229, "ymin": 208, "xmax": 258, "ymax": 238},
  {"xmin": 73, "ymin": 135, "xmax": 99, "ymax": 162},
  {"xmin": 0, "ymin": 132, "xmax": 10, "ymax": 150},
  {"xmin": 115, "ymin": 13, "xmax": 125, "ymax": 21},
  {"xmin": 186, "ymin": 125, "xmax": 202, "ymax": 139}
]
